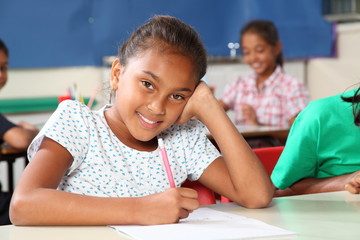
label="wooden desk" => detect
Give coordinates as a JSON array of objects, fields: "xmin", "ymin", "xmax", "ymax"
[{"xmin": 0, "ymin": 191, "xmax": 359, "ymax": 240}]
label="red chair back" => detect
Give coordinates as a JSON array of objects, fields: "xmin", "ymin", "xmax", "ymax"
[
  {"xmin": 182, "ymin": 179, "xmax": 216, "ymax": 205},
  {"xmin": 221, "ymin": 146, "xmax": 284, "ymax": 203},
  {"xmin": 253, "ymin": 146, "xmax": 284, "ymax": 175}
]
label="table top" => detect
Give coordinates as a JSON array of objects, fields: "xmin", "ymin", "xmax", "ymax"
[
  {"xmin": 235, "ymin": 125, "xmax": 289, "ymax": 136},
  {"xmin": 1, "ymin": 191, "xmax": 359, "ymax": 240}
]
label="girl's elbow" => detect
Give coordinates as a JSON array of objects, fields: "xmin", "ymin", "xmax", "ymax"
[
  {"xmin": 9, "ymin": 194, "xmax": 32, "ymax": 225},
  {"xmin": 241, "ymin": 195, "xmax": 273, "ymax": 209},
  {"xmin": 235, "ymin": 188, "xmax": 274, "ymax": 209}
]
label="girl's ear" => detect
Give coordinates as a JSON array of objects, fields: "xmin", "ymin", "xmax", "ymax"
[
  {"xmin": 274, "ymin": 41, "xmax": 282, "ymax": 56},
  {"xmin": 110, "ymin": 58, "xmax": 122, "ymax": 90}
]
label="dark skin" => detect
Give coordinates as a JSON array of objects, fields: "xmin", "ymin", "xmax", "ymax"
[{"xmin": 275, "ymin": 170, "xmax": 360, "ymax": 197}]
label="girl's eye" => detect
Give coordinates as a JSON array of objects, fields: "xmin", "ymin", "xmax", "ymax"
[
  {"xmin": 256, "ymin": 47, "xmax": 265, "ymax": 53},
  {"xmin": 171, "ymin": 94, "xmax": 185, "ymax": 100},
  {"xmin": 142, "ymin": 81, "xmax": 153, "ymax": 89}
]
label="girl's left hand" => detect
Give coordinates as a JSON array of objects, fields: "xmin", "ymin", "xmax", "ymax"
[
  {"xmin": 241, "ymin": 104, "xmax": 259, "ymax": 126},
  {"xmin": 176, "ymin": 82, "xmax": 215, "ymax": 124}
]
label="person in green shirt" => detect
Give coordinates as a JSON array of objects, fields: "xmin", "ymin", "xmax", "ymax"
[{"xmin": 271, "ymin": 87, "xmax": 360, "ymax": 196}]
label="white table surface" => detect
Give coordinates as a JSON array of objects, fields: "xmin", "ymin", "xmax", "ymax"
[{"xmin": 0, "ymin": 191, "xmax": 359, "ymax": 240}]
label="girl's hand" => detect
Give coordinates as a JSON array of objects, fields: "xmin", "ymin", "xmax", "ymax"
[
  {"xmin": 136, "ymin": 187, "xmax": 199, "ymax": 225},
  {"xmin": 18, "ymin": 121, "xmax": 39, "ymax": 131},
  {"xmin": 345, "ymin": 171, "xmax": 360, "ymax": 194},
  {"xmin": 241, "ymin": 104, "xmax": 259, "ymax": 125},
  {"xmin": 176, "ymin": 82, "xmax": 215, "ymax": 124}
]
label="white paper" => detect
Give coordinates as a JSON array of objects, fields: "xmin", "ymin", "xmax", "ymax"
[{"xmin": 110, "ymin": 208, "xmax": 296, "ymax": 240}]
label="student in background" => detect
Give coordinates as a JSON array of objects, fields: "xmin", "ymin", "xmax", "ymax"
[
  {"xmin": 10, "ymin": 15, "xmax": 273, "ymax": 226},
  {"xmin": 0, "ymin": 39, "xmax": 39, "ymax": 225},
  {"xmin": 0, "ymin": 39, "xmax": 39, "ymax": 150},
  {"xmin": 220, "ymin": 20, "xmax": 309, "ymax": 127},
  {"xmin": 271, "ymin": 87, "xmax": 360, "ymax": 196}
]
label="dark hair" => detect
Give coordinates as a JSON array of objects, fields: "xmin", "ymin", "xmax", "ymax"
[
  {"xmin": 118, "ymin": 15, "xmax": 207, "ymax": 81},
  {"xmin": 342, "ymin": 87, "xmax": 360, "ymax": 126},
  {"xmin": 0, "ymin": 39, "xmax": 9, "ymax": 57},
  {"xmin": 240, "ymin": 20, "xmax": 283, "ymax": 67}
]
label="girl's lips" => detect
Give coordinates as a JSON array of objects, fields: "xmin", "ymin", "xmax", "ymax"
[
  {"xmin": 251, "ymin": 62, "xmax": 261, "ymax": 69},
  {"xmin": 137, "ymin": 112, "xmax": 162, "ymax": 129}
]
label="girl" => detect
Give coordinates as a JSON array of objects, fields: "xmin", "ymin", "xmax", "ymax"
[
  {"xmin": 220, "ymin": 20, "xmax": 309, "ymax": 127},
  {"xmin": 10, "ymin": 15, "xmax": 273, "ymax": 226},
  {"xmin": 271, "ymin": 87, "xmax": 360, "ymax": 196}
]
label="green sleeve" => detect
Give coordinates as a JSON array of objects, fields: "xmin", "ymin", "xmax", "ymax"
[{"xmin": 271, "ymin": 102, "xmax": 320, "ymax": 189}]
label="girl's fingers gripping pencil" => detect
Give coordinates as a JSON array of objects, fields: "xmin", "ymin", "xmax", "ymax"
[{"xmin": 158, "ymin": 138, "xmax": 175, "ymax": 188}]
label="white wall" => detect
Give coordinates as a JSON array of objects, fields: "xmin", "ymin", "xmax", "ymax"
[
  {"xmin": 0, "ymin": 66, "xmax": 106, "ymax": 107},
  {"xmin": 307, "ymin": 22, "xmax": 360, "ymax": 100}
]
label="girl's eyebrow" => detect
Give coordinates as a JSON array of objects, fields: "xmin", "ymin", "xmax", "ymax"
[
  {"xmin": 143, "ymin": 70, "xmax": 159, "ymax": 81},
  {"xmin": 142, "ymin": 70, "xmax": 192, "ymax": 92}
]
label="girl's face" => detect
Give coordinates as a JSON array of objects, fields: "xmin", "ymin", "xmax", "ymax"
[
  {"xmin": 107, "ymin": 49, "xmax": 197, "ymax": 146},
  {"xmin": 0, "ymin": 50, "xmax": 8, "ymax": 89},
  {"xmin": 241, "ymin": 32, "xmax": 280, "ymax": 79}
]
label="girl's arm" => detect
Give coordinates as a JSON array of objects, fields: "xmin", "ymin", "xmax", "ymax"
[
  {"xmin": 3, "ymin": 122, "xmax": 39, "ymax": 150},
  {"xmin": 275, "ymin": 170, "xmax": 360, "ymax": 196},
  {"xmin": 10, "ymin": 137, "xmax": 199, "ymax": 225},
  {"xmin": 178, "ymin": 82, "xmax": 274, "ymax": 208},
  {"xmin": 218, "ymin": 100, "xmax": 230, "ymax": 112}
]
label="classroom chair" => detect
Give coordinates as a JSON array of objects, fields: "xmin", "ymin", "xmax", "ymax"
[
  {"xmin": 181, "ymin": 179, "xmax": 216, "ymax": 205},
  {"xmin": 0, "ymin": 150, "xmax": 28, "ymax": 192},
  {"xmin": 220, "ymin": 146, "xmax": 284, "ymax": 203}
]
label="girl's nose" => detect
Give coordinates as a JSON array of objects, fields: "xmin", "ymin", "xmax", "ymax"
[
  {"xmin": 247, "ymin": 52, "xmax": 257, "ymax": 62},
  {"xmin": 147, "ymin": 97, "xmax": 166, "ymax": 115}
]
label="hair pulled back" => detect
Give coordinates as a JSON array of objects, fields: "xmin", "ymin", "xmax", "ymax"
[
  {"xmin": 342, "ymin": 87, "xmax": 360, "ymax": 126},
  {"xmin": 119, "ymin": 15, "xmax": 207, "ymax": 81}
]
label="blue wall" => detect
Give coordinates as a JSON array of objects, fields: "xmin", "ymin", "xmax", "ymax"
[{"xmin": 0, "ymin": 0, "xmax": 334, "ymax": 68}]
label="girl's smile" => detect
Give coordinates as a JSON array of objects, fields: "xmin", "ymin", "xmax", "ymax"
[
  {"xmin": 241, "ymin": 32, "xmax": 280, "ymax": 85},
  {"xmin": 105, "ymin": 48, "xmax": 197, "ymax": 150},
  {"xmin": 136, "ymin": 112, "xmax": 162, "ymax": 129}
]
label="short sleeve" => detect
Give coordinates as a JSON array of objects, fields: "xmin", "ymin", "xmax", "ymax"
[
  {"xmin": 161, "ymin": 120, "xmax": 221, "ymax": 182},
  {"xmin": 271, "ymin": 102, "xmax": 319, "ymax": 189},
  {"xmin": 182, "ymin": 120, "xmax": 221, "ymax": 181},
  {"xmin": 28, "ymin": 100, "xmax": 91, "ymax": 173},
  {"xmin": 0, "ymin": 114, "xmax": 16, "ymax": 140}
]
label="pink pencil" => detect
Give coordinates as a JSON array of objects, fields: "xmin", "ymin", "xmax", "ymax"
[{"xmin": 158, "ymin": 138, "xmax": 175, "ymax": 188}]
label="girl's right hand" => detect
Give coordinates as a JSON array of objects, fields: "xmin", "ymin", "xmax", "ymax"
[{"xmin": 136, "ymin": 187, "xmax": 199, "ymax": 225}]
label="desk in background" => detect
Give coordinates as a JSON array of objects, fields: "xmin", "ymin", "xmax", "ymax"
[
  {"xmin": 0, "ymin": 147, "xmax": 28, "ymax": 193},
  {"xmin": 208, "ymin": 125, "xmax": 290, "ymax": 149},
  {"xmin": 0, "ymin": 191, "xmax": 359, "ymax": 240}
]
